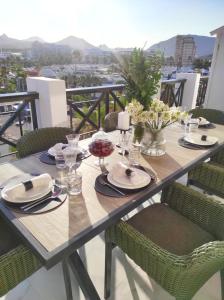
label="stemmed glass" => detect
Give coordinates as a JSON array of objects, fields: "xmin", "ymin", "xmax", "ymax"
[
  {"xmin": 62, "ymin": 146, "xmax": 79, "ymax": 175},
  {"xmin": 119, "ymin": 132, "xmax": 131, "ymax": 159},
  {"xmin": 66, "ymin": 134, "xmax": 80, "ymax": 148},
  {"xmin": 183, "ymin": 113, "xmax": 192, "ymax": 137}
]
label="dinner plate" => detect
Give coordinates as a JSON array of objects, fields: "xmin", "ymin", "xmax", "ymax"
[
  {"xmin": 107, "ymin": 168, "xmax": 151, "ymax": 189},
  {"xmin": 48, "ymin": 144, "xmax": 85, "ymax": 157},
  {"xmin": 184, "ymin": 133, "xmax": 218, "ymax": 146},
  {"xmin": 1, "ymin": 174, "xmax": 53, "ymax": 204}
]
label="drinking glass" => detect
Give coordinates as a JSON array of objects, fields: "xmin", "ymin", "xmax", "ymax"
[
  {"xmin": 119, "ymin": 132, "xmax": 131, "ymax": 158},
  {"xmin": 128, "ymin": 146, "xmax": 141, "ymax": 166},
  {"xmin": 183, "ymin": 113, "xmax": 192, "ymax": 137},
  {"xmin": 66, "ymin": 172, "xmax": 82, "ymax": 196},
  {"xmin": 189, "ymin": 118, "xmax": 199, "ymax": 132},
  {"xmin": 55, "ymin": 166, "xmax": 67, "ymax": 188},
  {"xmin": 55, "ymin": 148, "xmax": 67, "ymax": 187},
  {"xmin": 63, "ymin": 146, "xmax": 79, "ymax": 175},
  {"xmin": 66, "ymin": 134, "xmax": 80, "ymax": 148},
  {"xmin": 55, "ymin": 148, "xmax": 65, "ymax": 169}
]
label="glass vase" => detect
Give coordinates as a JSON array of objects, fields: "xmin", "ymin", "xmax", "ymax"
[
  {"xmin": 141, "ymin": 127, "xmax": 166, "ymax": 156},
  {"xmin": 132, "ymin": 123, "xmax": 144, "ymax": 146}
]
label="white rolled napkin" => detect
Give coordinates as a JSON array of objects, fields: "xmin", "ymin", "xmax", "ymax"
[
  {"xmin": 110, "ymin": 162, "xmax": 149, "ymax": 187},
  {"xmin": 48, "ymin": 143, "xmax": 67, "ymax": 156},
  {"xmin": 4, "ymin": 173, "xmax": 52, "ymax": 196},
  {"xmin": 198, "ymin": 117, "xmax": 207, "ymax": 125}
]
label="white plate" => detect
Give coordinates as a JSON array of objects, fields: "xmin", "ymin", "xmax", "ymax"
[
  {"xmin": 1, "ymin": 174, "xmax": 53, "ymax": 204},
  {"xmin": 48, "ymin": 144, "xmax": 83, "ymax": 157},
  {"xmin": 184, "ymin": 133, "xmax": 218, "ymax": 146},
  {"xmin": 107, "ymin": 168, "xmax": 151, "ymax": 189}
]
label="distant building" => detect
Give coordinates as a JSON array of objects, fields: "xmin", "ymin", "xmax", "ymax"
[
  {"xmin": 0, "ymin": 50, "xmax": 23, "ymax": 60},
  {"xmin": 39, "ymin": 67, "xmax": 57, "ymax": 78},
  {"xmin": 16, "ymin": 77, "xmax": 27, "ymax": 92},
  {"xmin": 175, "ymin": 35, "xmax": 196, "ymax": 67}
]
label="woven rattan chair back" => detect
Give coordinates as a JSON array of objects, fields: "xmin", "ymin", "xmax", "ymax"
[
  {"xmin": 104, "ymin": 112, "xmax": 118, "ymax": 132},
  {"xmin": 16, "ymin": 127, "xmax": 73, "ymax": 158},
  {"xmin": 190, "ymin": 108, "xmax": 224, "ymax": 125},
  {"xmin": 105, "ymin": 183, "xmax": 224, "ymax": 300}
]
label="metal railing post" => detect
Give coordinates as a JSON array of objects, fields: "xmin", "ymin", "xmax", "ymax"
[{"xmin": 30, "ymin": 100, "xmax": 38, "ymax": 130}]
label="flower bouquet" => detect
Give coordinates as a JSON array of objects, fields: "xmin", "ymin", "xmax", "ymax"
[{"xmin": 127, "ymin": 99, "xmax": 186, "ymax": 155}]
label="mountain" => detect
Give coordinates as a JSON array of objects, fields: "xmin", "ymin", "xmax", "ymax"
[
  {"xmin": 148, "ymin": 36, "xmax": 176, "ymax": 57},
  {"xmin": 0, "ymin": 34, "xmax": 32, "ymax": 49},
  {"xmin": 148, "ymin": 35, "xmax": 215, "ymax": 57},
  {"xmin": 24, "ymin": 36, "xmax": 45, "ymax": 43},
  {"xmin": 193, "ymin": 35, "xmax": 215, "ymax": 57},
  {"xmin": 56, "ymin": 36, "xmax": 96, "ymax": 51},
  {"xmin": 0, "ymin": 34, "xmax": 96, "ymax": 51}
]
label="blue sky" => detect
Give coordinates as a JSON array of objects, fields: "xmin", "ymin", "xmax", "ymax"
[{"xmin": 1, "ymin": 0, "xmax": 223, "ymax": 48}]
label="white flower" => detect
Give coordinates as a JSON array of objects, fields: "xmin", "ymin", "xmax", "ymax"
[
  {"xmin": 126, "ymin": 98, "xmax": 186, "ymax": 129},
  {"xmin": 161, "ymin": 111, "xmax": 170, "ymax": 121}
]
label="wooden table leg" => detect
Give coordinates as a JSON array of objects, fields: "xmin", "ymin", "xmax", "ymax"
[{"xmin": 68, "ymin": 250, "xmax": 101, "ymax": 300}]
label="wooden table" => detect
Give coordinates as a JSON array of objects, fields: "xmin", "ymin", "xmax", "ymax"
[{"xmin": 0, "ymin": 124, "xmax": 224, "ymax": 300}]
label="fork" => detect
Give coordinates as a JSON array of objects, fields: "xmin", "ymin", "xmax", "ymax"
[
  {"xmin": 21, "ymin": 188, "xmax": 62, "ymax": 211},
  {"xmin": 98, "ymin": 175, "xmax": 125, "ymax": 196}
]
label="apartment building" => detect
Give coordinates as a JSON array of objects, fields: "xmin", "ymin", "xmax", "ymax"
[{"xmin": 175, "ymin": 35, "xmax": 196, "ymax": 66}]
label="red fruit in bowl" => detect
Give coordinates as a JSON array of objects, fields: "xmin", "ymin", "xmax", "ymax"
[{"xmin": 89, "ymin": 139, "xmax": 114, "ymax": 158}]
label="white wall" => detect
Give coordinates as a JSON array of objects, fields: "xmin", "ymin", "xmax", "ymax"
[
  {"xmin": 26, "ymin": 77, "xmax": 68, "ymax": 128},
  {"xmin": 205, "ymin": 29, "xmax": 224, "ymax": 110},
  {"xmin": 176, "ymin": 72, "xmax": 201, "ymax": 110}
]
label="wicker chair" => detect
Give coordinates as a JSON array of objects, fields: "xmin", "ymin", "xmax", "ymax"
[
  {"xmin": 104, "ymin": 112, "xmax": 118, "ymax": 132},
  {"xmin": 16, "ymin": 127, "xmax": 73, "ymax": 158},
  {"xmin": 0, "ymin": 217, "xmax": 41, "ymax": 296},
  {"xmin": 188, "ymin": 108, "xmax": 224, "ymax": 196},
  {"xmin": 104, "ymin": 183, "xmax": 224, "ymax": 300},
  {"xmin": 189, "ymin": 108, "xmax": 224, "ymax": 125}
]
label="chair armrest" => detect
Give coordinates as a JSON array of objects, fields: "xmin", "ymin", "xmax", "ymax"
[
  {"xmin": 188, "ymin": 162, "xmax": 224, "ymax": 197},
  {"xmin": 161, "ymin": 182, "xmax": 224, "ymax": 240},
  {"xmin": 0, "ymin": 244, "xmax": 41, "ymax": 296}
]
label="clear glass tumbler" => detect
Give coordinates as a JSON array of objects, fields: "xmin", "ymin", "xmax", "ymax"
[
  {"xmin": 128, "ymin": 146, "xmax": 141, "ymax": 166},
  {"xmin": 66, "ymin": 172, "xmax": 82, "ymax": 196}
]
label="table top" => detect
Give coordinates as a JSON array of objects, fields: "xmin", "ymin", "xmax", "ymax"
[{"xmin": 0, "ymin": 124, "xmax": 224, "ymax": 268}]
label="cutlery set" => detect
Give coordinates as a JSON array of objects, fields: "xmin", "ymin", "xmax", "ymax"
[
  {"xmin": 0, "ymin": 178, "xmax": 65, "ymax": 212},
  {"xmin": 21, "ymin": 188, "xmax": 63, "ymax": 212}
]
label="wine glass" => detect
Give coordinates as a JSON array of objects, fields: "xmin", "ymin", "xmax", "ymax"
[
  {"xmin": 119, "ymin": 132, "xmax": 131, "ymax": 159},
  {"xmin": 183, "ymin": 113, "xmax": 192, "ymax": 137},
  {"xmin": 66, "ymin": 133, "xmax": 80, "ymax": 148},
  {"xmin": 62, "ymin": 146, "xmax": 79, "ymax": 175}
]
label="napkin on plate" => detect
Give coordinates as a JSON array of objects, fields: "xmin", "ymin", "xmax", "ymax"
[
  {"xmin": 198, "ymin": 117, "xmax": 208, "ymax": 125},
  {"xmin": 110, "ymin": 162, "xmax": 149, "ymax": 187},
  {"xmin": 4, "ymin": 173, "xmax": 52, "ymax": 195},
  {"xmin": 48, "ymin": 143, "xmax": 67, "ymax": 156}
]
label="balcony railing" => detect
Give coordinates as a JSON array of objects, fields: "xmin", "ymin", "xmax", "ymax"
[
  {"xmin": 0, "ymin": 79, "xmax": 187, "ymax": 159},
  {"xmin": 0, "ymin": 92, "xmax": 38, "ymax": 158},
  {"xmin": 196, "ymin": 76, "xmax": 209, "ymax": 107},
  {"xmin": 66, "ymin": 84, "xmax": 125, "ymax": 133},
  {"xmin": 160, "ymin": 78, "xmax": 186, "ymax": 107}
]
